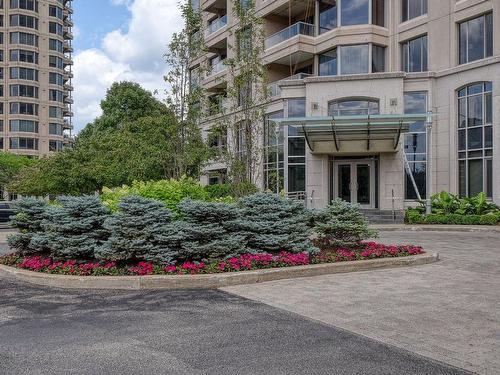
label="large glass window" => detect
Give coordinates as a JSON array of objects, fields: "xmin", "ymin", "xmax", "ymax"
[
  {"xmin": 402, "ymin": 0, "xmax": 427, "ymax": 22},
  {"xmin": 319, "ymin": 49, "xmax": 337, "ymax": 76},
  {"xmin": 319, "ymin": 0, "xmax": 337, "ymax": 34},
  {"xmin": 457, "ymin": 82, "xmax": 493, "ymax": 197},
  {"xmin": 287, "ymin": 99, "xmax": 306, "ymax": 194},
  {"xmin": 459, "ymin": 13, "xmax": 493, "ymax": 65},
  {"xmin": 402, "ymin": 35, "xmax": 427, "ymax": 72},
  {"xmin": 340, "ymin": 44, "xmax": 369, "ymax": 74},
  {"xmin": 341, "ymin": 0, "xmax": 369, "ymax": 26},
  {"xmin": 328, "ymin": 99, "xmax": 380, "ymax": 116},
  {"xmin": 9, "ymin": 137, "xmax": 38, "ymax": 150},
  {"xmin": 404, "ymin": 92, "xmax": 427, "ymax": 199},
  {"xmin": 264, "ymin": 110, "xmax": 284, "ymax": 193}
]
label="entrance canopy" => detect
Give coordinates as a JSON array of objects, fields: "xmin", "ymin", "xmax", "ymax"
[{"xmin": 271, "ymin": 114, "xmax": 429, "ymax": 154}]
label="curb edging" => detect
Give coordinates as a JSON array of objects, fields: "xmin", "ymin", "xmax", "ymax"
[
  {"xmin": 0, "ymin": 253, "xmax": 439, "ymax": 290},
  {"xmin": 371, "ymin": 225, "xmax": 500, "ymax": 233}
]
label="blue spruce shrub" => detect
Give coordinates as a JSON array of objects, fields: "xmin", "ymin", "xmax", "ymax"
[
  {"xmin": 176, "ymin": 199, "xmax": 247, "ymax": 261},
  {"xmin": 96, "ymin": 195, "xmax": 179, "ymax": 262},
  {"xmin": 7, "ymin": 197, "xmax": 49, "ymax": 255},
  {"xmin": 40, "ymin": 195, "xmax": 110, "ymax": 259},
  {"xmin": 232, "ymin": 193, "xmax": 318, "ymax": 254}
]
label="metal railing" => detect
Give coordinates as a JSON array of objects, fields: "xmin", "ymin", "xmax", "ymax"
[
  {"xmin": 205, "ymin": 15, "xmax": 227, "ymax": 36},
  {"xmin": 265, "ymin": 22, "xmax": 314, "ymax": 49}
]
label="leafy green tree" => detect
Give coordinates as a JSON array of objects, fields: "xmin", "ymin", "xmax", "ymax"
[{"xmin": 0, "ymin": 152, "xmax": 37, "ymax": 196}]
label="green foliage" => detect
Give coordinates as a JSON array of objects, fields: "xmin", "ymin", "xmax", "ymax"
[
  {"xmin": 232, "ymin": 193, "xmax": 318, "ymax": 254},
  {"xmin": 7, "ymin": 198, "xmax": 49, "ymax": 255},
  {"xmin": 204, "ymin": 181, "xmax": 258, "ymax": 199},
  {"xmin": 39, "ymin": 196, "xmax": 110, "ymax": 259},
  {"xmin": 176, "ymin": 199, "xmax": 246, "ymax": 261},
  {"xmin": 7, "ymin": 82, "xmax": 209, "ymax": 196},
  {"xmin": 406, "ymin": 210, "xmax": 499, "ymax": 225},
  {"xmin": 100, "ymin": 177, "xmax": 210, "ymax": 212},
  {"xmin": 96, "ymin": 196, "xmax": 176, "ymax": 262},
  {"xmin": 0, "ymin": 152, "xmax": 37, "ymax": 189},
  {"xmin": 312, "ymin": 199, "xmax": 378, "ymax": 248},
  {"xmin": 407, "ymin": 191, "xmax": 500, "ymax": 225}
]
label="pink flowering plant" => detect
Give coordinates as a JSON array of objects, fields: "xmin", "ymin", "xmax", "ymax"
[{"xmin": 0, "ymin": 242, "xmax": 424, "ymax": 276}]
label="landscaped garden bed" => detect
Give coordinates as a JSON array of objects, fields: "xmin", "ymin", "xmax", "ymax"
[
  {"xmin": 406, "ymin": 192, "xmax": 500, "ymax": 225},
  {"xmin": 2, "ymin": 186, "xmax": 428, "ymax": 282},
  {"xmin": 0, "ymin": 243, "xmax": 425, "ymax": 277}
]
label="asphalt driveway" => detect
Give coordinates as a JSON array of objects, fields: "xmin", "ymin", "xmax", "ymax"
[{"xmin": 0, "ymin": 273, "xmax": 470, "ymax": 375}]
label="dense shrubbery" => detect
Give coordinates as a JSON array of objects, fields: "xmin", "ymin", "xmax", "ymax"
[
  {"xmin": 311, "ymin": 199, "xmax": 378, "ymax": 248},
  {"xmin": 406, "ymin": 191, "xmax": 500, "ymax": 225},
  {"xmin": 8, "ymin": 193, "xmax": 316, "ymax": 263}
]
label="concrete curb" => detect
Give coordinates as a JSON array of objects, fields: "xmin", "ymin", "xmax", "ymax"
[
  {"xmin": 371, "ymin": 224, "xmax": 500, "ymax": 233},
  {"xmin": 0, "ymin": 253, "xmax": 439, "ymax": 290}
]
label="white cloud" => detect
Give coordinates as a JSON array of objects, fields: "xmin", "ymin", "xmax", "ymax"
[{"xmin": 72, "ymin": 0, "xmax": 183, "ymax": 132}]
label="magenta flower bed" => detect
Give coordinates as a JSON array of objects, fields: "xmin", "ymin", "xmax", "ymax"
[{"xmin": 0, "ymin": 242, "xmax": 425, "ymax": 277}]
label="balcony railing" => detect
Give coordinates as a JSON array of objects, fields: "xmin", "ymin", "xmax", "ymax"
[
  {"xmin": 210, "ymin": 60, "xmax": 227, "ymax": 76},
  {"xmin": 206, "ymin": 15, "xmax": 227, "ymax": 37},
  {"xmin": 265, "ymin": 22, "xmax": 315, "ymax": 49},
  {"xmin": 267, "ymin": 73, "xmax": 313, "ymax": 97}
]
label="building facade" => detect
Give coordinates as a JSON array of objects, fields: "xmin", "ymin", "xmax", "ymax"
[
  {"xmin": 0, "ymin": 0, "xmax": 74, "ymax": 199},
  {"xmin": 192, "ymin": 0, "xmax": 500, "ymax": 210}
]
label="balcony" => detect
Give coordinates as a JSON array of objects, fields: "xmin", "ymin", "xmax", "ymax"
[
  {"xmin": 64, "ymin": 71, "xmax": 73, "ymax": 80},
  {"xmin": 210, "ymin": 59, "xmax": 227, "ymax": 76},
  {"xmin": 63, "ymin": 27, "xmax": 73, "ymax": 39},
  {"xmin": 205, "ymin": 15, "xmax": 227, "ymax": 37},
  {"xmin": 63, "ymin": 119, "xmax": 73, "ymax": 129},
  {"xmin": 265, "ymin": 22, "xmax": 314, "ymax": 49},
  {"xmin": 267, "ymin": 73, "xmax": 313, "ymax": 98},
  {"xmin": 63, "ymin": 56, "xmax": 73, "ymax": 66},
  {"xmin": 63, "ymin": 41, "xmax": 73, "ymax": 53}
]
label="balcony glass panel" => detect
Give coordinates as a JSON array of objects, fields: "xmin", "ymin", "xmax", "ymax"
[
  {"xmin": 265, "ymin": 22, "xmax": 314, "ymax": 49},
  {"xmin": 206, "ymin": 15, "xmax": 227, "ymax": 36},
  {"xmin": 210, "ymin": 60, "xmax": 227, "ymax": 75}
]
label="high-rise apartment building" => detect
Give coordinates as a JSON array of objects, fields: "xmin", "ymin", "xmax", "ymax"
[
  {"xmin": 192, "ymin": 0, "xmax": 500, "ymax": 211},
  {"xmin": 0, "ymin": 0, "xmax": 73, "ymax": 161}
]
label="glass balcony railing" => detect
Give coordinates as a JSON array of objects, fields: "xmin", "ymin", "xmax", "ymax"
[
  {"xmin": 267, "ymin": 73, "xmax": 313, "ymax": 97},
  {"xmin": 206, "ymin": 15, "xmax": 228, "ymax": 36},
  {"xmin": 210, "ymin": 60, "xmax": 227, "ymax": 76},
  {"xmin": 265, "ymin": 22, "xmax": 315, "ymax": 49}
]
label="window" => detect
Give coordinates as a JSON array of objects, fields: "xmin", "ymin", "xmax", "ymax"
[
  {"xmin": 10, "ymin": 67, "xmax": 38, "ymax": 81},
  {"xmin": 404, "ymin": 92, "xmax": 427, "ymax": 200},
  {"xmin": 341, "ymin": 0, "xmax": 369, "ymax": 26},
  {"xmin": 49, "ymin": 5, "xmax": 63, "ymax": 19},
  {"xmin": 10, "ymin": 49, "xmax": 38, "ymax": 64},
  {"xmin": 264, "ymin": 111, "xmax": 284, "ymax": 193},
  {"xmin": 10, "ymin": 102, "xmax": 38, "ymax": 115},
  {"xmin": 208, "ymin": 169, "xmax": 227, "ymax": 185},
  {"xmin": 319, "ymin": 49, "xmax": 337, "ymax": 76},
  {"xmin": 49, "ymin": 106, "xmax": 63, "ymax": 118},
  {"xmin": 49, "ymin": 38, "xmax": 63, "ymax": 53},
  {"xmin": 9, "ymin": 119, "xmax": 38, "ymax": 133},
  {"xmin": 49, "ymin": 89, "xmax": 64, "ymax": 102},
  {"xmin": 10, "ymin": 0, "xmax": 39, "ymax": 12},
  {"xmin": 49, "ymin": 55, "xmax": 63, "ymax": 69},
  {"xmin": 328, "ymin": 98, "xmax": 379, "ymax": 116},
  {"xmin": 49, "ymin": 21, "xmax": 63, "ymax": 36},
  {"xmin": 49, "ymin": 72, "xmax": 64, "ymax": 85},
  {"xmin": 9, "ymin": 137, "xmax": 38, "ymax": 150},
  {"xmin": 10, "ymin": 14, "xmax": 38, "ymax": 29},
  {"xmin": 340, "ymin": 45, "xmax": 369, "ymax": 74},
  {"xmin": 319, "ymin": 0, "xmax": 337, "ymax": 34},
  {"xmin": 402, "ymin": 35, "xmax": 428, "ymax": 72},
  {"xmin": 10, "ymin": 84, "xmax": 39, "ymax": 98},
  {"xmin": 49, "ymin": 123, "xmax": 63, "ymax": 135},
  {"xmin": 402, "ymin": 0, "xmax": 427, "ymax": 22},
  {"xmin": 286, "ymin": 99, "xmax": 306, "ymax": 194},
  {"xmin": 458, "ymin": 82, "xmax": 493, "ymax": 197},
  {"xmin": 10, "ymin": 32, "xmax": 38, "ymax": 46},
  {"xmin": 459, "ymin": 13, "xmax": 493, "ymax": 65},
  {"xmin": 372, "ymin": 45, "xmax": 385, "ymax": 72},
  {"xmin": 237, "ymin": 26, "xmax": 252, "ymax": 58},
  {"xmin": 49, "ymin": 140, "xmax": 63, "ymax": 151}
]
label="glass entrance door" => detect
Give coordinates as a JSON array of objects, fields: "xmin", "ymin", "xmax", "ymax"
[{"xmin": 334, "ymin": 160, "xmax": 375, "ymax": 208}]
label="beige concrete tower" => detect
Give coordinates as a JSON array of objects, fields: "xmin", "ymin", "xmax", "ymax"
[{"xmin": 0, "ymin": 0, "xmax": 74, "ymax": 160}]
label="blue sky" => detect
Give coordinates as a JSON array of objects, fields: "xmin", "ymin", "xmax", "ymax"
[{"xmin": 71, "ymin": 0, "xmax": 182, "ymax": 132}]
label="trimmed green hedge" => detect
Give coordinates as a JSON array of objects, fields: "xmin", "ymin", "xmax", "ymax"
[{"xmin": 406, "ymin": 210, "xmax": 499, "ymax": 225}]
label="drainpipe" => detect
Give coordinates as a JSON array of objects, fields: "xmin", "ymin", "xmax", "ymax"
[{"xmin": 425, "ymin": 111, "xmax": 433, "ymax": 215}]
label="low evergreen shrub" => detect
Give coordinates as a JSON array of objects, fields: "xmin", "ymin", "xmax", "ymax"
[
  {"xmin": 7, "ymin": 198, "xmax": 49, "ymax": 255},
  {"xmin": 232, "ymin": 193, "xmax": 318, "ymax": 254},
  {"xmin": 40, "ymin": 196, "xmax": 110, "ymax": 259},
  {"xmin": 312, "ymin": 199, "xmax": 378, "ymax": 248},
  {"xmin": 95, "ymin": 196, "xmax": 178, "ymax": 262}
]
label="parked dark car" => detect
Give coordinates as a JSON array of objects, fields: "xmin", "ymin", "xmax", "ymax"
[{"xmin": 0, "ymin": 203, "xmax": 13, "ymax": 224}]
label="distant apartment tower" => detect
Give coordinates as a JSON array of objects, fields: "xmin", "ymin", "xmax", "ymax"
[
  {"xmin": 0, "ymin": 0, "xmax": 74, "ymax": 161},
  {"xmin": 192, "ymin": 0, "xmax": 500, "ymax": 209}
]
